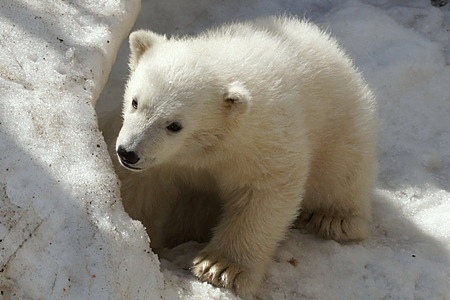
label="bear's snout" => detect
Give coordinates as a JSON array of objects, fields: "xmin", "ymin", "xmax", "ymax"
[{"xmin": 117, "ymin": 145, "xmax": 140, "ymax": 166}]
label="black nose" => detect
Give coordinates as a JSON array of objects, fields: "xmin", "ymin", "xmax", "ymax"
[{"xmin": 117, "ymin": 145, "xmax": 140, "ymax": 165}]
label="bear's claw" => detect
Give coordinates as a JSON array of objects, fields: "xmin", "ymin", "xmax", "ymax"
[{"xmin": 192, "ymin": 252, "xmax": 254, "ymax": 297}]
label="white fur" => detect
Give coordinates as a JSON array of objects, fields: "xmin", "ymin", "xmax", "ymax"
[{"xmin": 114, "ymin": 16, "xmax": 377, "ymax": 298}]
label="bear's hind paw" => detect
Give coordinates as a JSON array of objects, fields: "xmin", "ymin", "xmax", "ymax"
[{"xmin": 297, "ymin": 211, "xmax": 368, "ymax": 242}]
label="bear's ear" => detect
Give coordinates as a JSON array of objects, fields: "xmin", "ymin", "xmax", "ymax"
[
  {"xmin": 129, "ymin": 30, "xmax": 166, "ymax": 71},
  {"xmin": 223, "ymin": 82, "xmax": 252, "ymax": 114}
]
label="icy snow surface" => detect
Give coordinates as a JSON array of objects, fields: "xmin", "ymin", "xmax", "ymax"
[
  {"xmin": 1, "ymin": 0, "xmax": 449, "ymax": 299},
  {"xmin": 0, "ymin": 0, "xmax": 164, "ymax": 299}
]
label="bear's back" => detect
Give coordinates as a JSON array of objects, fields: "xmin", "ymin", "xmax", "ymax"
[
  {"xmin": 187, "ymin": 17, "xmax": 359, "ymax": 97},
  {"xmin": 199, "ymin": 16, "xmax": 345, "ymax": 67}
]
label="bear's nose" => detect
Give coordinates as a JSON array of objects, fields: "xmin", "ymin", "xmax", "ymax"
[{"xmin": 117, "ymin": 145, "xmax": 140, "ymax": 165}]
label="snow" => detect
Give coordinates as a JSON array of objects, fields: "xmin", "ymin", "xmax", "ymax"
[
  {"xmin": 0, "ymin": 0, "xmax": 164, "ymax": 299},
  {"xmin": 1, "ymin": 0, "xmax": 449, "ymax": 299}
]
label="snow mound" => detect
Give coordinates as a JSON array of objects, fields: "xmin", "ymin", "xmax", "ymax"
[{"xmin": 0, "ymin": 0, "xmax": 164, "ymax": 298}]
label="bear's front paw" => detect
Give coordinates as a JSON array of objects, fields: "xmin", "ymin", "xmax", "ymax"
[{"xmin": 192, "ymin": 251, "xmax": 258, "ymax": 298}]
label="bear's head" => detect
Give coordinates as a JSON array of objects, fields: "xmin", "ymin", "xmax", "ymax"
[{"xmin": 116, "ymin": 30, "xmax": 252, "ymax": 171}]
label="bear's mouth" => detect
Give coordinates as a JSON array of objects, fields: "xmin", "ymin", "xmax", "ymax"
[{"xmin": 119, "ymin": 160, "xmax": 143, "ymax": 171}]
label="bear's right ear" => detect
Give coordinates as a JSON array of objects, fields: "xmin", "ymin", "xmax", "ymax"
[{"xmin": 129, "ymin": 30, "xmax": 166, "ymax": 71}]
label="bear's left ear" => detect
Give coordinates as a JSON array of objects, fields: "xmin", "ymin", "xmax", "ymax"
[
  {"xmin": 129, "ymin": 30, "xmax": 166, "ymax": 71},
  {"xmin": 223, "ymin": 82, "xmax": 252, "ymax": 114}
]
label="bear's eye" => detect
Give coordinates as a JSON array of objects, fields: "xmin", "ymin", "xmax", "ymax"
[
  {"xmin": 166, "ymin": 122, "xmax": 183, "ymax": 133},
  {"xmin": 131, "ymin": 98, "xmax": 138, "ymax": 109}
]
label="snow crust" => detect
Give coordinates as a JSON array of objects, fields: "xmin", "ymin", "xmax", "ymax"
[
  {"xmin": 1, "ymin": 0, "xmax": 449, "ymax": 299},
  {"xmin": 0, "ymin": 0, "xmax": 164, "ymax": 299}
]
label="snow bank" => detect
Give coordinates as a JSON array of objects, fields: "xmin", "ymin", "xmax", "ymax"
[{"xmin": 0, "ymin": 0, "xmax": 165, "ymax": 298}]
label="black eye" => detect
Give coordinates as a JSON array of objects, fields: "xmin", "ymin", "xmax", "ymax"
[
  {"xmin": 166, "ymin": 122, "xmax": 183, "ymax": 132},
  {"xmin": 132, "ymin": 98, "xmax": 138, "ymax": 109}
]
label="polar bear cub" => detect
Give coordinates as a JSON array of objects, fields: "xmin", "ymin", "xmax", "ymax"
[{"xmin": 115, "ymin": 16, "xmax": 377, "ymax": 298}]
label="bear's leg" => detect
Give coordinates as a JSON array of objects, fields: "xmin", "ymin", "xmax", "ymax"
[
  {"xmin": 296, "ymin": 150, "xmax": 376, "ymax": 242},
  {"xmin": 192, "ymin": 186, "xmax": 303, "ymax": 298},
  {"xmin": 163, "ymin": 191, "xmax": 222, "ymax": 248}
]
